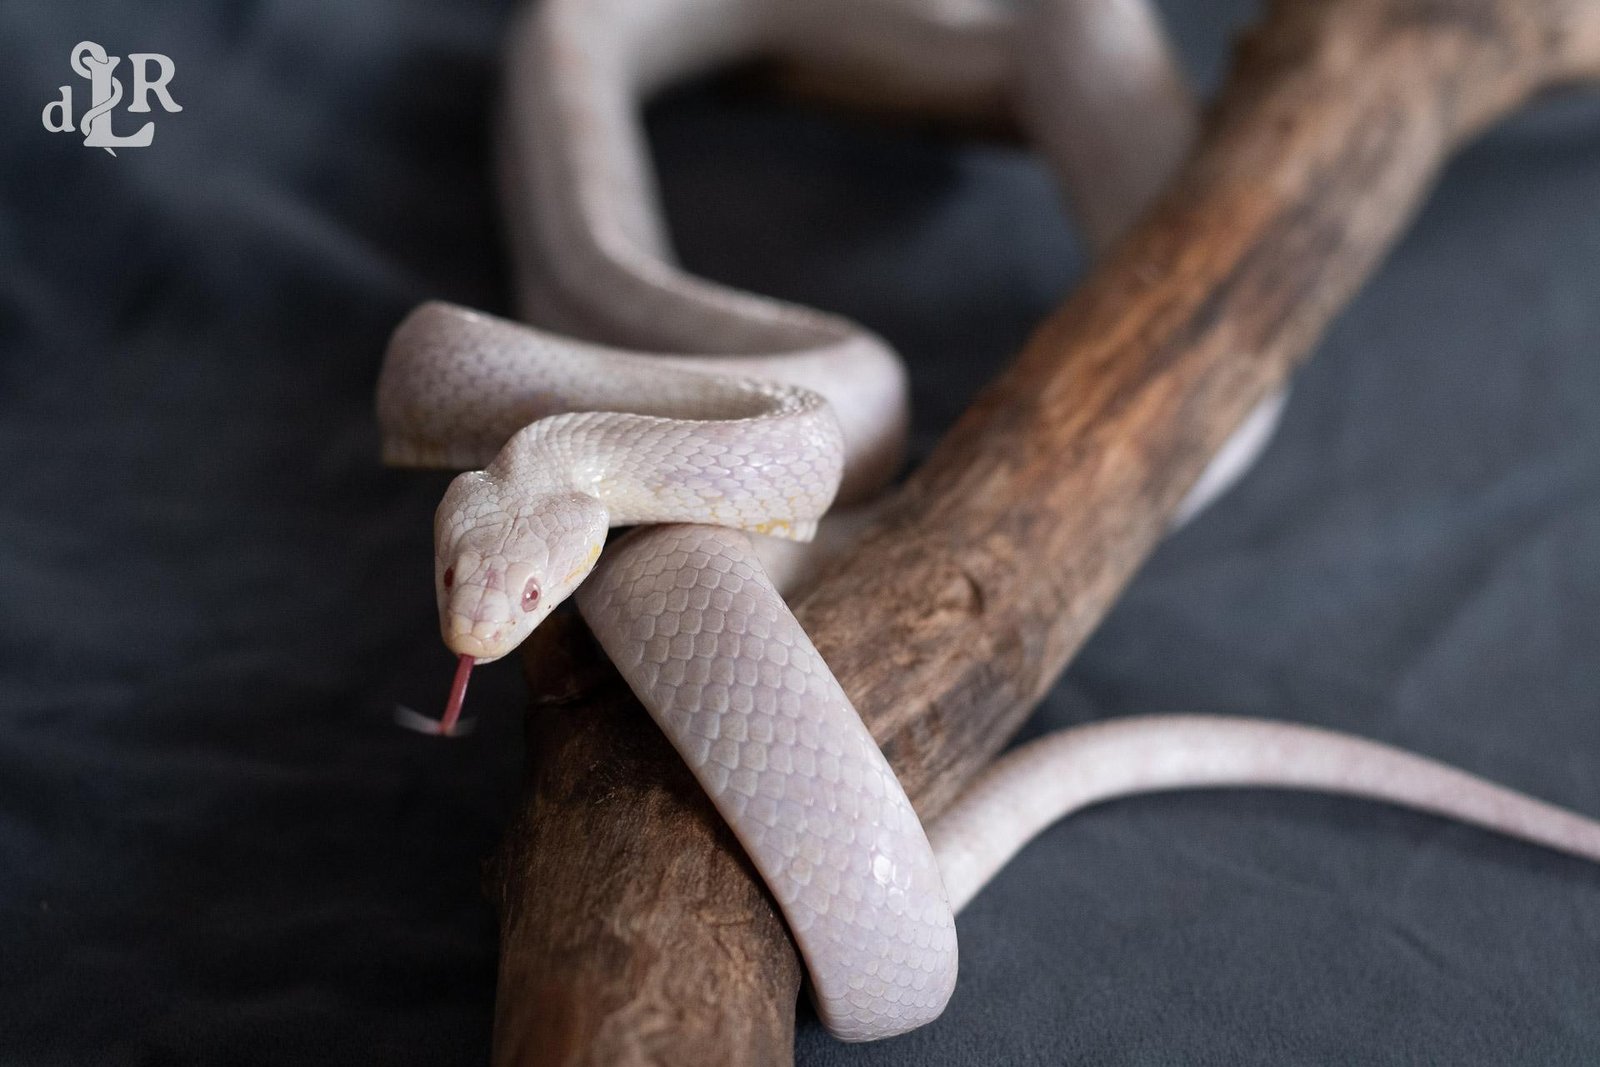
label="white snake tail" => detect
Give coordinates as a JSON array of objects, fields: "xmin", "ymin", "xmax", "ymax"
[{"xmin": 376, "ymin": 0, "xmax": 1600, "ymax": 1042}]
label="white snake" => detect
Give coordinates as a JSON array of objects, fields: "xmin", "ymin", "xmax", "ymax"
[{"xmin": 376, "ymin": 0, "xmax": 1600, "ymax": 1043}]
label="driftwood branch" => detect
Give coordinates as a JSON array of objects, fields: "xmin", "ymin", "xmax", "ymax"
[{"xmin": 490, "ymin": 0, "xmax": 1600, "ymax": 1062}]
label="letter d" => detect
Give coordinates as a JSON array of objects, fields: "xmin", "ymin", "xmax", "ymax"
[{"xmin": 41, "ymin": 86, "xmax": 73, "ymax": 132}]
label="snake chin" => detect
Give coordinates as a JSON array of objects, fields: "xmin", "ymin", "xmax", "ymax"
[
  {"xmin": 440, "ymin": 617, "xmax": 521, "ymax": 663},
  {"xmin": 434, "ymin": 478, "xmax": 610, "ymax": 663}
]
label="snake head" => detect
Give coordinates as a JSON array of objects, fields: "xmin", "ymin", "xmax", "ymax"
[{"xmin": 433, "ymin": 473, "xmax": 609, "ymax": 662}]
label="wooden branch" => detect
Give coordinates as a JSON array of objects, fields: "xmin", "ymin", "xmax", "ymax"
[{"xmin": 491, "ymin": 1, "xmax": 1600, "ymax": 1063}]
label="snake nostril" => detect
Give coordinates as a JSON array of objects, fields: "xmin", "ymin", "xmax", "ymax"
[
  {"xmin": 521, "ymin": 577, "xmax": 541, "ymax": 612},
  {"xmin": 443, "ymin": 566, "xmax": 455, "ymax": 590}
]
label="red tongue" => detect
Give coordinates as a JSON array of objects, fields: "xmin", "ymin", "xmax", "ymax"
[{"xmin": 439, "ymin": 653, "xmax": 474, "ymax": 735}]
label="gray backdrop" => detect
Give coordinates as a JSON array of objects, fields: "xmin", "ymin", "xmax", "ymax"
[{"xmin": 3, "ymin": 1, "xmax": 1599, "ymax": 1063}]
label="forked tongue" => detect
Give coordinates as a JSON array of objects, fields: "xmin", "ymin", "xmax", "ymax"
[{"xmin": 393, "ymin": 653, "xmax": 476, "ymax": 737}]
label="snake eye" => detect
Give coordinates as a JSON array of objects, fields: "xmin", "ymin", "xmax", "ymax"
[
  {"xmin": 521, "ymin": 578, "xmax": 541, "ymax": 612},
  {"xmin": 442, "ymin": 566, "xmax": 455, "ymax": 590}
]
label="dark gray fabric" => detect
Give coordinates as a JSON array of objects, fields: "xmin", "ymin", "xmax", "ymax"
[{"xmin": 3, "ymin": 2, "xmax": 1599, "ymax": 1064}]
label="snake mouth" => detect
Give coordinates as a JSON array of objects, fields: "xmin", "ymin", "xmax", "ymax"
[{"xmin": 442, "ymin": 614, "xmax": 516, "ymax": 662}]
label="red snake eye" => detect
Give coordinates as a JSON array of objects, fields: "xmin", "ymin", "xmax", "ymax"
[
  {"xmin": 521, "ymin": 578, "xmax": 541, "ymax": 612},
  {"xmin": 442, "ymin": 566, "xmax": 455, "ymax": 590}
]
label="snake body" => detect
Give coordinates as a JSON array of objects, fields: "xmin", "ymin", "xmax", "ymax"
[{"xmin": 378, "ymin": 0, "xmax": 1600, "ymax": 1042}]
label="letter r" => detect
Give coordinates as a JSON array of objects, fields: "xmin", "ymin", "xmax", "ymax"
[{"xmin": 128, "ymin": 54, "xmax": 181, "ymax": 113}]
